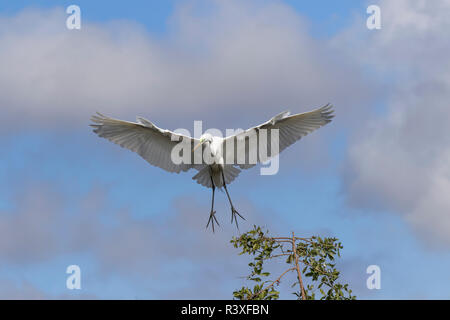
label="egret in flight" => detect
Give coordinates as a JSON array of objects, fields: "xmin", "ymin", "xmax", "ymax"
[{"xmin": 90, "ymin": 104, "xmax": 334, "ymax": 231}]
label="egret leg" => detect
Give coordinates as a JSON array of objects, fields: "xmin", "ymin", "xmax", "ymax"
[
  {"xmin": 206, "ymin": 176, "xmax": 219, "ymax": 232},
  {"xmin": 221, "ymin": 170, "xmax": 245, "ymax": 229}
]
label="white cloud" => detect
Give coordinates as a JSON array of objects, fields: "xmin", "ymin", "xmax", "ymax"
[
  {"xmin": 341, "ymin": 0, "xmax": 450, "ymax": 246},
  {"xmin": 0, "ymin": 2, "xmax": 370, "ymax": 130}
]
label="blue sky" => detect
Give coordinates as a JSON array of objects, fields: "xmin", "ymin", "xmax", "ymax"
[
  {"xmin": 1, "ymin": 0, "xmax": 450, "ymax": 299},
  {"xmin": 0, "ymin": 1, "xmax": 366, "ymax": 35}
]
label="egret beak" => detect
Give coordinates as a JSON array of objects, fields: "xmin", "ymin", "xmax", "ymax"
[{"xmin": 193, "ymin": 141, "xmax": 203, "ymax": 152}]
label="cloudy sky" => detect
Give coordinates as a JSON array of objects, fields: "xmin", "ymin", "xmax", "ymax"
[{"xmin": 1, "ymin": 0, "xmax": 449, "ymax": 299}]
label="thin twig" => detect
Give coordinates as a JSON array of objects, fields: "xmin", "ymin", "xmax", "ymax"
[
  {"xmin": 292, "ymin": 232, "xmax": 306, "ymax": 300},
  {"xmin": 270, "ymin": 236, "xmax": 313, "ymax": 242},
  {"xmin": 249, "ymin": 267, "xmax": 295, "ymax": 300},
  {"xmin": 270, "ymin": 253, "xmax": 291, "ymax": 259},
  {"xmin": 301, "ymin": 260, "xmax": 333, "ymax": 276}
]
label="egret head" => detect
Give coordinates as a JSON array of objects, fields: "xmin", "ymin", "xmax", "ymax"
[{"xmin": 193, "ymin": 133, "xmax": 213, "ymax": 151}]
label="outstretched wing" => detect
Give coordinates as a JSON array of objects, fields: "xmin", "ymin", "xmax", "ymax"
[
  {"xmin": 90, "ymin": 113, "xmax": 201, "ymax": 173},
  {"xmin": 223, "ymin": 104, "xmax": 335, "ymax": 169}
]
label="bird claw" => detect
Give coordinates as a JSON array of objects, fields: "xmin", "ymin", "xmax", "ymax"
[
  {"xmin": 230, "ymin": 207, "xmax": 245, "ymax": 230},
  {"xmin": 206, "ymin": 210, "xmax": 219, "ymax": 232}
]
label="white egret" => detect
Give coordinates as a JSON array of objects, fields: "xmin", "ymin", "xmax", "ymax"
[{"xmin": 90, "ymin": 104, "xmax": 334, "ymax": 231}]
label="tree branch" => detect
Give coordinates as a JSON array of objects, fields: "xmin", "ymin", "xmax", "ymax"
[
  {"xmin": 292, "ymin": 232, "xmax": 306, "ymax": 300},
  {"xmin": 249, "ymin": 267, "xmax": 295, "ymax": 300}
]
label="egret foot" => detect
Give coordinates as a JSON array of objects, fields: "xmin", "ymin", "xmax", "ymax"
[
  {"xmin": 206, "ymin": 210, "xmax": 219, "ymax": 232},
  {"xmin": 221, "ymin": 170, "xmax": 245, "ymax": 230},
  {"xmin": 230, "ymin": 207, "xmax": 245, "ymax": 230}
]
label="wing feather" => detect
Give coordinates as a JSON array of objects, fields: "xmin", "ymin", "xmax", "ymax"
[
  {"xmin": 90, "ymin": 113, "xmax": 201, "ymax": 173},
  {"xmin": 223, "ymin": 104, "xmax": 334, "ymax": 169}
]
